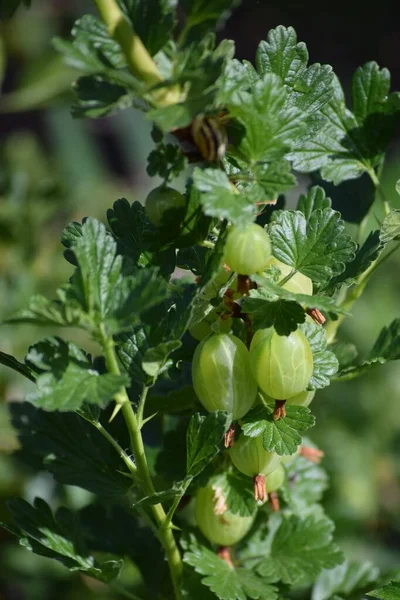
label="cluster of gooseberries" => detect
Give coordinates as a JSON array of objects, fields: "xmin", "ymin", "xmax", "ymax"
[
  {"xmin": 190, "ymin": 222, "xmax": 322, "ymax": 549},
  {"xmin": 145, "ymin": 191, "xmax": 322, "ymax": 550}
]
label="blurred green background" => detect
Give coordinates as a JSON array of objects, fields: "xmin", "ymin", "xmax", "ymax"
[{"xmin": 0, "ymin": 1, "xmax": 399, "ymax": 599}]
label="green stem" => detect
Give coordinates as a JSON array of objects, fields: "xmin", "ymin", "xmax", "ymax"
[
  {"xmin": 92, "ymin": 0, "xmax": 180, "ymax": 106},
  {"xmin": 278, "ymin": 269, "xmax": 296, "ymax": 287},
  {"xmin": 100, "ymin": 329, "xmax": 183, "ymax": 600},
  {"xmin": 93, "ymin": 421, "xmax": 137, "ymax": 476}
]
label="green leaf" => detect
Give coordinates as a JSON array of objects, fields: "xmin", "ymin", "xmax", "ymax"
[
  {"xmin": 186, "ymin": 411, "xmax": 231, "ymax": 478},
  {"xmin": 380, "ymin": 210, "xmax": 400, "ymax": 244},
  {"xmin": 65, "ymin": 217, "xmax": 170, "ymax": 333},
  {"xmin": 336, "ymin": 319, "xmax": 400, "ymax": 380},
  {"xmin": 25, "ymin": 337, "xmax": 128, "ymax": 412},
  {"xmin": 256, "ymin": 515, "xmax": 343, "ymax": 585},
  {"xmin": 132, "ymin": 482, "xmax": 186, "ymax": 508},
  {"xmin": 249, "ymin": 275, "xmax": 347, "ymax": 317},
  {"xmin": 149, "ymin": 38, "xmax": 234, "ymax": 131},
  {"xmin": 313, "ymin": 561, "xmax": 380, "ymax": 600},
  {"xmin": 281, "ymin": 452, "xmax": 328, "ymax": 514},
  {"xmin": 289, "ymin": 65, "xmax": 400, "ymax": 184},
  {"xmin": 212, "ymin": 471, "xmax": 257, "ymax": 517},
  {"xmin": 10, "ymin": 402, "xmax": 132, "ymax": 495},
  {"xmin": 116, "ymin": 327, "xmax": 152, "ymax": 385},
  {"xmin": 227, "ymin": 74, "xmax": 305, "ymax": 162},
  {"xmin": 71, "ymin": 75, "xmax": 133, "ymax": 118},
  {"xmin": 180, "ymin": 0, "xmax": 240, "ymax": 43},
  {"xmin": 3, "ymin": 498, "xmax": 122, "ymax": 583},
  {"xmin": 194, "ymin": 167, "xmax": 256, "ymax": 226},
  {"xmin": 368, "ymin": 583, "xmax": 400, "ymax": 600},
  {"xmin": 0, "ymin": 351, "xmax": 36, "ymax": 383},
  {"xmin": 225, "ymin": 157, "xmax": 296, "ymax": 203},
  {"xmin": 5, "ymin": 290, "xmax": 84, "ymax": 328},
  {"xmin": 119, "ymin": 0, "xmax": 177, "ymax": 56},
  {"xmin": 240, "ymin": 405, "xmax": 315, "ymax": 456},
  {"xmin": 147, "ymin": 142, "xmax": 187, "ymax": 179},
  {"xmin": 297, "ymin": 186, "xmax": 332, "ymax": 220},
  {"xmin": 107, "ymin": 199, "xmax": 147, "ymax": 263},
  {"xmin": 243, "ymin": 293, "xmax": 306, "ymax": 336},
  {"xmin": 183, "ymin": 534, "xmax": 278, "ymax": 600},
  {"xmin": 142, "ymin": 340, "xmax": 182, "ymax": 377},
  {"xmin": 301, "ymin": 320, "xmax": 339, "ymax": 389},
  {"xmin": 256, "ymin": 26, "xmax": 334, "ymax": 115},
  {"xmin": 269, "ymin": 208, "xmax": 357, "ymax": 285},
  {"xmin": 324, "ymin": 230, "xmax": 383, "ymax": 293}
]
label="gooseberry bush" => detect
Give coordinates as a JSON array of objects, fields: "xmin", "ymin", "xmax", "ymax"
[{"xmin": 2, "ymin": 1, "xmax": 400, "ymax": 600}]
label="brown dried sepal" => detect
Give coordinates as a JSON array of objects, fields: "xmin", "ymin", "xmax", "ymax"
[
  {"xmin": 237, "ymin": 275, "xmax": 253, "ymax": 296},
  {"xmin": 273, "ymin": 399, "xmax": 287, "ymax": 421},
  {"xmin": 253, "ymin": 474, "xmax": 267, "ymax": 502},
  {"xmin": 212, "ymin": 486, "xmax": 228, "ymax": 515},
  {"xmin": 299, "ymin": 445, "xmax": 325, "ymax": 464},
  {"xmin": 306, "ymin": 308, "xmax": 326, "ymax": 325},
  {"xmin": 217, "ymin": 546, "xmax": 234, "ymax": 569},
  {"xmin": 224, "ymin": 424, "xmax": 236, "ymax": 448},
  {"xmin": 268, "ymin": 491, "xmax": 280, "ymax": 512}
]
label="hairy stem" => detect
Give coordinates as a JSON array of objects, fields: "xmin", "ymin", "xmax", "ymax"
[
  {"xmin": 93, "ymin": 0, "xmax": 179, "ymax": 106},
  {"xmin": 100, "ymin": 330, "xmax": 183, "ymax": 599}
]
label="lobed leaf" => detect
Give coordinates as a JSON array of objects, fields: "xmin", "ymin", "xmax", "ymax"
[
  {"xmin": 313, "ymin": 560, "xmax": 380, "ymax": 600},
  {"xmin": 269, "ymin": 208, "xmax": 357, "ymax": 285},
  {"xmin": 183, "ymin": 533, "xmax": 278, "ymax": 600},
  {"xmin": 240, "ymin": 405, "xmax": 315, "ymax": 456},
  {"xmin": 256, "ymin": 514, "xmax": 344, "ymax": 584},
  {"xmin": 3, "ymin": 498, "xmax": 122, "ymax": 583},
  {"xmin": 186, "ymin": 411, "xmax": 231, "ymax": 478}
]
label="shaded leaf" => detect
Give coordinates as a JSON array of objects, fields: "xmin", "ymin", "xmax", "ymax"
[
  {"xmin": 3, "ymin": 498, "xmax": 122, "ymax": 583},
  {"xmin": 25, "ymin": 337, "xmax": 128, "ymax": 412},
  {"xmin": 187, "ymin": 411, "xmax": 231, "ymax": 478},
  {"xmin": 10, "ymin": 402, "xmax": 132, "ymax": 495}
]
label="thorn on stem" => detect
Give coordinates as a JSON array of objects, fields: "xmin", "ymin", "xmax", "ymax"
[{"xmin": 273, "ymin": 399, "xmax": 286, "ymax": 421}]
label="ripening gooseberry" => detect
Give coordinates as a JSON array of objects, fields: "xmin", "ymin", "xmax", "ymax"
[
  {"xmin": 189, "ymin": 311, "xmax": 232, "ymax": 341},
  {"xmin": 229, "ymin": 433, "xmax": 281, "ymax": 478},
  {"xmin": 196, "ymin": 479, "xmax": 255, "ymax": 546},
  {"xmin": 224, "ymin": 224, "xmax": 271, "ymax": 275},
  {"xmin": 265, "ymin": 464, "xmax": 285, "ymax": 493},
  {"xmin": 145, "ymin": 185, "xmax": 186, "ymax": 226},
  {"xmin": 192, "ymin": 333, "xmax": 257, "ymax": 419},
  {"xmin": 250, "ymin": 328, "xmax": 313, "ymax": 399},
  {"xmin": 260, "ymin": 389, "xmax": 316, "ymax": 407}
]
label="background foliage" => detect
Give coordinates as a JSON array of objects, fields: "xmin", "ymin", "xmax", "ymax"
[{"xmin": 0, "ymin": 1, "xmax": 399, "ymax": 599}]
